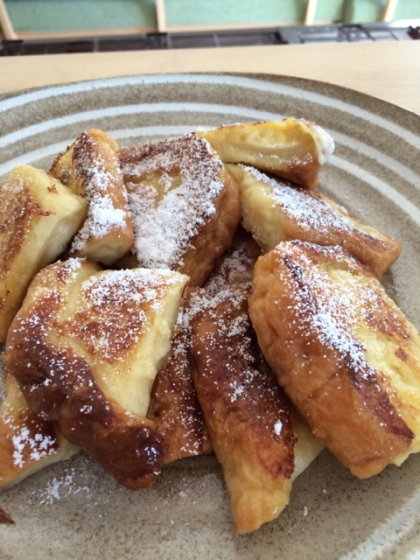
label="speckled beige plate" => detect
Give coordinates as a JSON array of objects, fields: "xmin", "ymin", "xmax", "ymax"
[{"xmin": 1, "ymin": 73, "xmax": 420, "ymax": 560}]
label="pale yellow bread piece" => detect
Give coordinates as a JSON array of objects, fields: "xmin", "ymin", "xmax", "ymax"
[
  {"xmin": 189, "ymin": 286, "xmax": 322, "ymax": 534},
  {"xmin": 198, "ymin": 118, "xmax": 335, "ymax": 190},
  {"xmin": 0, "ymin": 373, "xmax": 79, "ymax": 489},
  {"xmin": 5, "ymin": 259, "xmax": 189, "ymax": 489},
  {"xmin": 249, "ymin": 241, "xmax": 420, "ymax": 479},
  {"xmin": 227, "ymin": 164, "xmax": 401, "ymax": 279},
  {"xmin": 49, "ymin": 129, "xmax": 134, "ymax": 265},
  {"xmin": 0, "ymin": 166, "xmax": 87, "ymax": 342},
  {"xmin": 119, "ymin": 133, "xmax": 241, "ymax": 287}
]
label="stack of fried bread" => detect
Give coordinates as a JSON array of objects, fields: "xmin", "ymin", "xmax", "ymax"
[{"xmin": 1, "ymin": 116, "xmax": 419, "ymax": 534}]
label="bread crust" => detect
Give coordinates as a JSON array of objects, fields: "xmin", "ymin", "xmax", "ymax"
[
  {"xmin": 4, "ymin": 259, "xmax": 178, "ymax": 489},
  {"xmin": 119, "ymin": 133, "xmax": 241, "ymax": 286},
  {"xmin": 190, "ymin": 286, "xmax": 295, "ymax": 533},
  {"xmin": 198, "ymin": 118, "xmax": 335, "ymax": 190},
  {"xmin": 147, "ymin": 327, "xmax": 213, "ymax": 464},
  {"xmin": 0, "ymin": 168, "xmax": 87, "ymax": 341},
  {"xmin": 49, "ymin": 129, "xmax": 134, "ymax": 265},
  {"xmin": 227, "ymin": 164, "xmax": 401, "ymax": 279},
  {"xmin": 0, "ymin": 373, "xmax": 78, "ymax": 489},
  {"xmin": 249, "ymin": 241, "xmax": 414, "ymax": 478}
]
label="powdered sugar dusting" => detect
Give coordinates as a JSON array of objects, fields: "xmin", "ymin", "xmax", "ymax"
[
  {"xmin": 68, "ymin": 132, "xmax": 130, "ymax": 253},
  {"xmin": 71, "ymin": 194, "xmax": 127, "ymax": 251},
  {"xmin": 277, "ymin": 243, "xmax": 378, "ymax": 384},
  {"xmin": 58, "ymin": 267, "xmax": 186, "ymax": 362},
  {"xmin": 243, "ymin": 165, "xmax": 353, "ymax": 235},
  {"xmin": 121, "ymin": 133, "xmax": 224, "ymax": 269},
  {"xmin": 83, "ymin": 268, "xmax": 182, "ymax": 311},
  {"xmin": 203, "ymin": 230, "xmax": 261, "ymax": 296},
  {"xmin": 274, "ymin": 420, "xmax": 283, "ymax": 436},
  {"xmin": 35, "ymin": 469, "xmax": 91, "ymax": 505},
  {"xmin": 12, "ymin": 427, "xmax": 56, "ymax": 467}
]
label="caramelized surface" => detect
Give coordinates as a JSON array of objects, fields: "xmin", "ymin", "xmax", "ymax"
[
  {"xmin": 249, "ymin": 241, "xmax": 419, "ymax": 478},
  {"xmin": 0, "ymin": 373, "xmax": 78, "ymax": 489},
  {"xmin": 198, "ymin": 118, "xmax": 334, "ymax": 190},
  {"xmin": 148, "ymin": 229, "xmax": 260, "ymax": 464},
  {"xmin": 228, "ymin": 164, "xmax": 401, "ymax": 278},
  {"xmin": 190, "ymin": 286, "xmax": 296, "ymax": 534},
  {"xmin": 148, "ymin": 326, "xmax": 213, "ymax": 464},
  {"xmin": 49, "ymin": 129, "xmax": 134, "ymax": 265},
  {"xmin": 5, "ymin": 259, "xmax": 188, "ymax": 488},
  {"xmin": 120, "ymin": 133, "xmax": 241, "ymax": 286},
  {"xmin": 0, "ymin": 166, "xmax": 87, "ymax": 341}
]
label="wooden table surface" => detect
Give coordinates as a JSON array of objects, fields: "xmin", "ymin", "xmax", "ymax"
[{"xmin": 1, "ymin": 41, "xmax": 419, "ymax": 114}]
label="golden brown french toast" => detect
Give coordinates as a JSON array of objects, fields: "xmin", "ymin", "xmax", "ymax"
[
  {"xmin": 147, "ymin": 321, "xmax": 213, "ymax": 464},
  {"xmin": 5, "ymin": 259, "xmax": 189, "ymax": 489},
  {"xmin": 249, "ymin": 241, "xmax": 420, "ymax": 479},
  {"xmin": 198, "ymin": 118, "xmax": 335, "ymax": 189},
  {"xmin": 148, "ymin": 228, "xmax": 261, "ymax": 464},
  {"xmin": 0, "ymin": 373, "xmax": 78, "ymax": 489},
  {"xmin": 228, "ymin": 164, "xmax": 401, "ymax": 278},
  {"xmin": 189, "ymin": 286, "xmax": 322, "ymax": 533},
  {"xmin": 119, "ymin": 133, "xmax": 241, "ymax": 286},
  {"xmin": 49, "ymin": 129, "xmax": 134, "ymax": 265},
  {"xmin": 203, "ymin": 225, "xmax": 262, "ymax": 293},
  {"xmin": 0, "ymin": 166, "xmax": 87, "ymax": 342}
]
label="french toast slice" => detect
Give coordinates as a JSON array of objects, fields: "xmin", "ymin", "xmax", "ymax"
[
  {"xmin": 189, "ymin": 286, "xmax": 322, "ymax": 534},
  {"xmin": 5, "ymin": 259, "xmax": 189, "ymax": 489},
  {"xmin": 0, "ymin": 166, "xmax": 87, "ymax": 342},
  {"xmin": 227, "ymin": 164, "xmax": 401, "ymax": 278},
  {"xmin": 147, "ymin": 319, "xmax": 213, "ymax": 464},
  {"xmin": 148, "ymin": 228, "xmax": 261, "ymax": 464},
  {"xmin": 249, "ymin": 241, "xmax": 420, "ymax": 479},
  {"xmin": 49, "ymin": 129, "xmax": 134, "ymax": 265},
  {"xmin": 0, "ymin": 372, "xmax": 79, "ymax": 489},
  {"xmin": 119, "ymin": 133, "xmax": 241, "ymax": 286},
  {"xmin": 198, "ymin": 118, "xmax": 335, "ymax": 190}
]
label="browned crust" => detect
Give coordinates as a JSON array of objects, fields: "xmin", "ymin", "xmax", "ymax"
[
  {"xmin": 0, "ymin": 183, "xmax": 31, "ymax": 282},
  {"xmin": 190, "ymin": 286, "xmax": 295, "ymax": 531},
  {"xmin": 49, "ymin": 129, "xmax": 134, "ymax": 263},
  {"xmin": 0, "ymin": 505, "xmax": 14, "ymax": 526},
  {"xmin": 248, "ymin": 241, "xmax": 413, "ymax": 478},
  {"xmin": 5, "ymin": 263, "xmax": 168, "ymax": 490},
  {"xmin": 280, "ymin": 188, "xmax": 401, "ymax": 279},
  {"xmin": 233, "ymin": 165, "xmax": 401, "ymax": 279},
  {"xmin": 0, "ymin": 373, "xmax": 64, "ymax": 488},
  {"xmin": 203, "ymin": 225, "xmax": 261, "ymax": 292},
  {"xmin": 119, "ymin": 136, "xmax": 241, "ymax": 286},
  {"xmin": 200, "ymin": 119, "xmax": 326, "ymax": 190},
  {"xmin": 147, "ymin": 330, "xmax": 213, "ymax": 464},
  {"xmin": 182, "ymin": 167, "xmax": 241, "ymax": 286}
]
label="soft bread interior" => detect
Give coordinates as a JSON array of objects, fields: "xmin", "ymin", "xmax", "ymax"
[
  {"xmin": 292, "ymin": 411, "xmax": 324, "ymax": 480},
  {"xmin": 199, "ymin": 118, "xmax": 334, "ymax": 189},
  {"xmin": 228, "ymin": 163, "xmax": 400, "ymax": 277},
  {"xmin": 0, "ymin": 165, "xmax": 87, "ymax": 340},
  {"xmin": 51, "ymin": 266, "xmax": 189, "ymax": 417},
  {"xmin": 227, "ymin": 163, "xmax": 283, "ymax": 252}
]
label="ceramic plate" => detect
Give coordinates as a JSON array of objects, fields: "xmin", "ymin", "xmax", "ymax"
[{"xmin": 1, "ymin": 73, "xmax": 420, "ymax": 560}]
